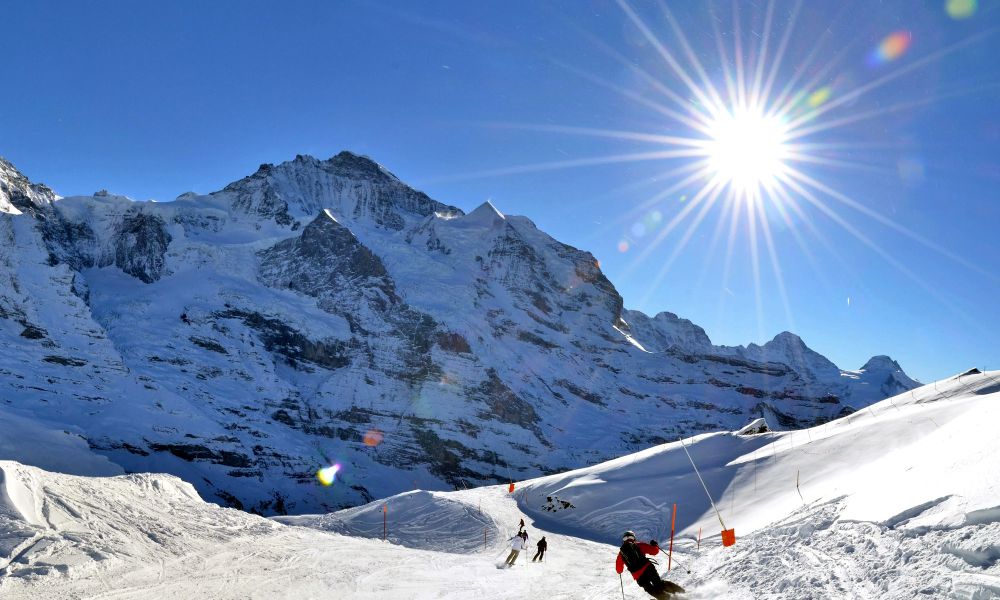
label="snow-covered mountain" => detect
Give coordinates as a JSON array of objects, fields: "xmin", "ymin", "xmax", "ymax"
[
  {"xmin": 0, "ymin": 153, "xmax": 919, "ymax": 514},
  {"xmin": 1, "ymin": 370, "xmax": 995, "ymax": 599}
]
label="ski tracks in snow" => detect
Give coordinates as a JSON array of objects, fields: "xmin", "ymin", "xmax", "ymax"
[{"xmin": 694, "ymin": 497, "xmax": 1000, "ymax": 599}]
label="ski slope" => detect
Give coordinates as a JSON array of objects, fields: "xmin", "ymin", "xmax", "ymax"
[{"xmin": 1, "ymin": 370, "xmax": 998, "ymax": 599}]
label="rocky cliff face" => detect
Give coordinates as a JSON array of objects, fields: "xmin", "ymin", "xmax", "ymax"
[{"xmin": 0, "ymin": 153, "xmax": 919, "ymax": 514}]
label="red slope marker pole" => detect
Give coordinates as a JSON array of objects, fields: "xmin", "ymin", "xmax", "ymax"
[{"xmin": 668, "ymin": 503, "xmax": 677, "ymax": 571}]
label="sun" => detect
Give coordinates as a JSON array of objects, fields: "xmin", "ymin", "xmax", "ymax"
[{"xmin": 705, "ymin": 106, "xmax": 790, "ymax": 199}]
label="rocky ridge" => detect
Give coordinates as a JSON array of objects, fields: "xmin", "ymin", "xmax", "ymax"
[{"xmin": 0, "ymin": 152, "xmax": 919, "ymax": 514}]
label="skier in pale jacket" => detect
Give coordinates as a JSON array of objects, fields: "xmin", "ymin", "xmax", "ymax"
[{"xmin": 504, "ymin": 531, "xmax": 527, "ymax": 566}]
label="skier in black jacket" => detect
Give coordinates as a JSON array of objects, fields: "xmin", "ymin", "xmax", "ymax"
[
  {"xmin": 532, "ymin": 536, "xmax": 547, "ymax": 562},
  {"xmin": 615, "ymin": 531, "xmax": 684, "ymax": 599}
]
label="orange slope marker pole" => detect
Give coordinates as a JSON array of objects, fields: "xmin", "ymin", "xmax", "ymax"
[{"xmin": 668, "ymin": 503, "xmax": 677, "ymax": 571}]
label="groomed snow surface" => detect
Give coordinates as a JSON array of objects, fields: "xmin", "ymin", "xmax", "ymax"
[{"xmin": 2, "ymin": 370, "xmax": 999, "ymax": 599}]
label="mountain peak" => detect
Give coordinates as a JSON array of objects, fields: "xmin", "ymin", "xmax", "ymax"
[
  {"xmin": 218, "ymin": 151, "xmax": 459, "ymax": 230},
  {"xmin": 767, "ymin": 331, "xmax": 806, "ymax": 348},
  {"xmin": 740, "ymin": 330, "xmax": 839, "ymax": 378},
  {"xmin": 861, "ymin": 355, "xmax": 903, "ymax": 372},
  {"xmin": 0, "ymin": 156, "xmax": 56, "ymax": 215},
  {"xmin": 324, "ymin": 151, "xmax": 400, "ymax": 183},
  {"xmin": 462, "ymin": 200, "xmax": 505, "ymax": 227}
]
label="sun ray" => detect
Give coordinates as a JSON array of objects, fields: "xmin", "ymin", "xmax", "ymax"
[
  {"xmin": 479, "ymin": 122, "xmax": 710, "ymax": 148},
  {"xmin": 768, "ymin": 37, "xmax": 863, "ymax": 122},
  {"xmin": 602, "ymin": 160, "xmax": 714, "ymax": 204},
  {"xmin": 759, "ymin": 0, "xmax": 803, "ymax": 106},
  {"xmin": 755, "ymin": 183, "xmax": 797, "ymax": 331},
  {"xmin": 550, "ymin": 18, "xmax": 721, "ymax": 133},
  {"xmin": 544, "ymin": 55, "xmax": 715, "ymax": 135},
  {"xmin": 780, "ymin": 193, "xmax": 889, "ymax": 322},
  {"xmin": 716, "ymin": 184, "xmax": 744, "ymax": 325},
  {"xmin": 786, "ymin": 169, "xmax": 1000, "ymax": 281},
  {"xmin": 782, "ymin": 153, "xmax": 902, "ymax": 176},
  {"xmin": 784, "ymin": 140, "xmax": 913, "ymax": 152},
  {"xmin": 621, "ymin": 167, "xmax": 723, "ymax": 276},
  {"xmin": 693, "ymin": 185, "xmax": 741, "ymax": 298},
  {"xmin": 767, "ymin": 183, "xmax": 847, "ymax": 298},
  {"xmin": 656, "ymin": 0, "xmax": 728, "ymax": 114},
  {"xmin": 745, "ymin": 189, "xmax": 766, "ymax": 340},
  {"xmin": 420, "ymin": 149, "xmax": 707, "ymax": 185},
  {"xmin": 638, "ymin": 177, "xmax": 728, "ymax": 304},
  {"xmin": 782, "ymin": 175, "xmax": 981, "ymax": 325},
  {"xmin": 709, "ymin": 1, "xmax": 740, "ymax": 109},
  {"xmin": 766, "ymin": 3, "xmax": 855, "ymax": 116},
  {"xmin": 574, "ymin": 161, "xmax": 712, "ymax": 250},
  {"xmin": 786, "ymin": 82, "xmax": 1000, "ymax": 140},
  {"xmin": 750, "ymin": 0, "xmax": 777, "ymax": 104},
  {"xmin": 616, "ymin": 0, "xmax": 720, "ymax": 117},
  {"xmin": 731, "ymin": 0, "xmax": 748, "ymax": 109}
]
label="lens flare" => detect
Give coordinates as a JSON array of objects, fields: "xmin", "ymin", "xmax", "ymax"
[
  {"xmin": 869, "ymin": 31, "xmax": 912, "ymax": 67},
  {"xmin": 807, "ymin": 87, "xmax": 832, "ymax": 108},
  {"xmin": 946, "ymin": 0, "xmax": 977, "ymax": 19},
  {"xmin": 317, "ymin": 463, "xmax": 341, "ymax": 486}
]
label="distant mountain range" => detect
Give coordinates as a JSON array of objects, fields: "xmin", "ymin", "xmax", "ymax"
[{"xmin": 0, "ymin": 152, "xmax": 918, "ymax": 514}]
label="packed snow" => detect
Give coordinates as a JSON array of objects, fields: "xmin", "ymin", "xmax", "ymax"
[{"xmin": 2, "ymin": 369, "xmax": 998, "ymax": 598}]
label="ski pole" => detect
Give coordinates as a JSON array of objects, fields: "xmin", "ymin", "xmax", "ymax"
[
  {"xmin": 619, "ymin": 573, "xmax": 625, "ymax": 600},
  {"xmin": 669, "ymin": 554, "xmax": 692, "ymax": 574}
]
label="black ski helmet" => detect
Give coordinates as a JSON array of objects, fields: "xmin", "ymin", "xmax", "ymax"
[{"xmin": 622, "ymin": 530, "xmax": 636, "ymax": 542}]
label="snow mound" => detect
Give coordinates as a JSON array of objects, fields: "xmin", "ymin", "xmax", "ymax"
[{"xmin": 0, "ymin": 461, "xmax": 272, "ymax": 582}]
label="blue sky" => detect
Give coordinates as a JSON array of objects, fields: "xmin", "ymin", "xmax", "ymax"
[{"xmin": 1, "ymin": 1, "xmax": 997, "ymax": 382}]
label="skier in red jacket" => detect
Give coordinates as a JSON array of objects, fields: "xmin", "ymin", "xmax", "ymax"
[{"xmin": 615, "ymin": 531, "xmax": 684, "ymax": 599}]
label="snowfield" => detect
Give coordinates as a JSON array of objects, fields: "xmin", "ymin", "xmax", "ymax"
[{"xmin": 2, "ymin": 370, "xmax": 998, "ymax": 599}]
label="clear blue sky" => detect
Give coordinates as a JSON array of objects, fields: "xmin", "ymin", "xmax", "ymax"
[{"xmin": 2, "ymin": 1, "xmax": 997, "ymax": 382}]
